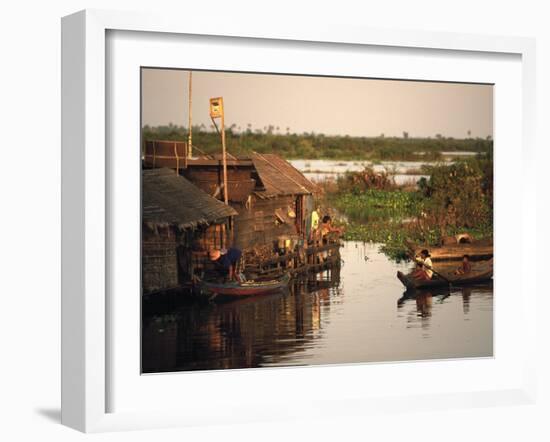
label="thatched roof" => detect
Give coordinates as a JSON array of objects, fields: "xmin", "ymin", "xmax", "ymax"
[
  {"xmin": 142, "ymin": 168, "xmax": 237, "ymax": 229},
  {"xmin": 251, "ymin": 153, "xmax": 320, "ymax": 198}
]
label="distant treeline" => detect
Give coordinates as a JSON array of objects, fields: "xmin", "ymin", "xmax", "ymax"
[{"xmin": 142, "ymin": 124, "xmax": 493, "ymax": 161}]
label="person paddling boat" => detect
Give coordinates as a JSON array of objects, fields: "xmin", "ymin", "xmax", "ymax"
[{"xmin": 412, "ymin": 249, "xmax": 433, "ymax": 281}]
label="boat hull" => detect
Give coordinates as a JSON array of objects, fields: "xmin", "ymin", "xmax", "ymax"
[
  {"xmin": 397, "ymin": 265, "xmax": 493, "ymax": 290},
  {"xmin": 406, "ymin": 240, "xmax": 493, "ymax": 261},
  {"xmin": 202, "ymin": 274, "xmax": 291, "ymax": 297}
]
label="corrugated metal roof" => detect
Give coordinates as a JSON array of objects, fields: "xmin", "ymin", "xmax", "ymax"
[
  {"xmin": 251, "ymin": 153, "xmax": 320, "ymax": 198},
  {"xmin": 142, "ymin": 168, "xmax": 237, "ymax": 229}
]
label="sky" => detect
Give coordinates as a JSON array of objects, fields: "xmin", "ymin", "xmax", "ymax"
[{"xmin": 141, "ymin": 68, "xmax": 493, "ymax": 139}]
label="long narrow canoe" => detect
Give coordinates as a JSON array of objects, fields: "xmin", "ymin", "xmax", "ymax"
[
  {"xmin": 201, "ymin": 273, "xmax": 291, "ymax": 297},
  {"xmin": 406, "ymin": 239, "xmax": 493, "ymax": 261},
  {"xmin": 396, "ymin": 260, "xmax": 493, "ymax": 290}
]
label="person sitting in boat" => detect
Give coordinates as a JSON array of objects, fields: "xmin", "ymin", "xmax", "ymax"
[
  {"xmin": 209, "ymin": 247, "xmax": 242, "ymax": 282},
  {"xmin": 454, "ymin": 254, "xmax": 472, "ymax": 275},
  {"xmin": 413, "ymin": 249, "xmax": 433, "ymax": 280},
  {"xmin": 410, "ymin": 261, "xmax": 426, "ymax": 280}
]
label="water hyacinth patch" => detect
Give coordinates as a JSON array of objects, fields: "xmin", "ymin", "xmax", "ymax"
[{"xmin": 323, "ymin": 157, "xmax": 493, "ymax": 261}]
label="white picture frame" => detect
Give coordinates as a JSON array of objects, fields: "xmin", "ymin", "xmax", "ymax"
[{"xmin": 61, "ymin": 9, "xmax": 537, "ymax": 433}]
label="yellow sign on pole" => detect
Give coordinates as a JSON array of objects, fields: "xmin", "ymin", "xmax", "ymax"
[
  {"xmin": 209, "ymin": 96, "xmax": 228, "ymax": 205},
  {"xmin": 209, "ymin": 97, "xmax": 224, "ymax": 119}
]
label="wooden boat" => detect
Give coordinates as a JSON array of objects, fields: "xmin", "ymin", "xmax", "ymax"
[
  {"xmin": 405, "ymin": 239, "xmax": 493, "ymax": 261},
  {"xmin": 201, "ymin": 273, "xmax": 291, "ymax": 297},
  {"xmin": 396, "ymin": 259, "xmax": 493, "ymax": 290}
]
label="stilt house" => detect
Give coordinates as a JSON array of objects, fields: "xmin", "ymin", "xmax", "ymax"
[
  {"xmin": 142, "ymin": 168, "xmax": 237, "ymax": 294},
  {"xmin": 143, "ymin": 141, "xmax": 321, "ymax": 255}
]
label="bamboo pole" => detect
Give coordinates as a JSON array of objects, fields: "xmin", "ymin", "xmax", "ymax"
[
  {"xmin": 187, "ymin": 71, "xmax": 193, "ymax": 158},
  {"xmin": 221, "ymin": 113, "xmax": 229, "ymax": 205},
  {"xmin": 209, "ymin": 97, "xmax": 229, "ymax": 204}
]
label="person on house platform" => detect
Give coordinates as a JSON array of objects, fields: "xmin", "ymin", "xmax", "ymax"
[{"xmin": 320, "ymin": 215, "xmax": 343, "ymax": 243}]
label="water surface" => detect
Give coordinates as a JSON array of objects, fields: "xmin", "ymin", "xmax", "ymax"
[{"xmin": 142, "ymin": 242, "xmax": 493, "ymax": 373}]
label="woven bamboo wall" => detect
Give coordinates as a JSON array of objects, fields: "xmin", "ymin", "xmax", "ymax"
[
  {"xmin": 232, "ymin": 195, "xmax": 298, "ymax": 250},
  {"xmin": 142, "ymin": 225, "xmax": 179, "ymax": 294}
]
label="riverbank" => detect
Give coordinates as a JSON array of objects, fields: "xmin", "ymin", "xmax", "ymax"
[
  {"xmin": 142, "ymin": 125, "xmax": 493, "ymax": 162},
  {"xmin": 327, "ymin": 190, "xmax": 490, "ymax": 261},
  {"xmin": 320, "ymin": 156, "xmax": 493, "ymax": 261}
]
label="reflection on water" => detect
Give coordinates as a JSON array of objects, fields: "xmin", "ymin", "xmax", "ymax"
[{"xmin": 142, "ymin": 242, "xmax": 493, "ymax": 373}]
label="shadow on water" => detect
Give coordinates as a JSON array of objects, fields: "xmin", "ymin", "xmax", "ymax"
[
  {"xmin": 142, "ymin": 269, "xmax": 343, "ymax": 373},
  {"xmin": 142, "ymin": 242, "xmax": 493, "ymax": 373},
  {"xmin": 397, "ymin": 282, "xmax": 493, "ymax": 308},
  {"xmin": 396, "ymin": 283, "xmax": 493, "ymax": 333}
]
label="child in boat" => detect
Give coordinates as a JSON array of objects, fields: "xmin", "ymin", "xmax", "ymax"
[
  {"xmin": 209, "ymin": 247, "xmax": 242, "ymax": 282},
  {"xmin": 454, "ymin": 254, "xmax": 472, "ymax": 275},
  {"xmin": 410, "ymin": 262, "xmax": 427, "ymax": 280},
  {"xmin": 413, "ymin": 249, "xmax": 433, "ymax": 280}
]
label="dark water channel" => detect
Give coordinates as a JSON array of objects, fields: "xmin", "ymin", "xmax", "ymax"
[{"xmin": 142, "ymin": 241, "xmax": 493, "ymax": 373}]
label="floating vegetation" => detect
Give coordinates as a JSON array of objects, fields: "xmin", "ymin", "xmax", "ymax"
[
  {"xmin": 322, "ymin": 156, "xmax": 493, "ymax": 261},
  {"xmin": 331, "ymin": 189, "xmax": 424, "ymax": 223}
]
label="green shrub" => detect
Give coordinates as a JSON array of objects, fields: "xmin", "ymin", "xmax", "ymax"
[{"xmin": 422, "ymin": 158, "xmax": 492, "ymax": 232}]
